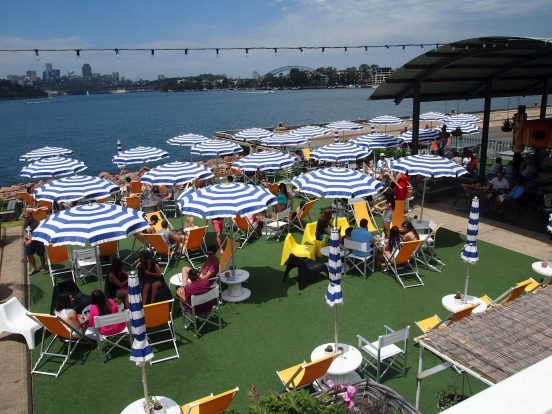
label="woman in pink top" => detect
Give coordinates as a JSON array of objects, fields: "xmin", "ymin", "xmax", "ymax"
[{"xmin": 88, "ymin": 290, "xmax": 126, "ymax": 336}]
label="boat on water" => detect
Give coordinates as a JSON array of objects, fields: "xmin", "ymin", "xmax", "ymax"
[{"xmin": 110, "ymin": 88, "xmax": 128, "ymax": 94}]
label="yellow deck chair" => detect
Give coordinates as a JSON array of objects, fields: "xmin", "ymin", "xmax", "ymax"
[
  {"xmin": 30, "ymin": 207, "xmax": 49, "ymax": 221},
  {"xmin": 232, "ymin": 214, "xmax": 259, "ymax": 248},
  {"xmin": 300, "ymin": 222, "xmax": 327, "ymax": 257},
  {"xmin": 98, "ymin": 240, "xmax": 119, "ymax": 270},
  {"xmin": 27, "ymin": 313, "xmax": 95, "ymax": 377},
  {"xmin": 123, "ymin": 232, "xmax": 150, "ymax": 266},
  {"xmin": 521, "ymin": 277, "xmax": 541, "ymax": 293},
  {"xmin": 332, "ymin": 217, "xmax": 349, "ymax": 237},
  {"xmin": 143, "ymin": 299, "xmax": 179, "ymax": 364},
  {"xmin": 182, "ymin": 226, "xmax": 208, "ymax": 268},
  {"xmin": 18, "ymin": 191, "xmax": 35, "ymax": 208},
  {"xmin": 180, "ymin": 387, "xmax": 239, "ymax": 414},
  {"xmin": 390, "ymin": 200, "xmax": 405, "ymax": 229},
  {"xmin": 38, "ymin": 199, "xmax": 53, "ymax": 212},
  {"xmin": 302, "ymin": 147, "xmax": 311, "ymax": 162},
  {"xmin": 145, "ymin": 210, "xmax": 170, "ymax": 231},
  {"xmin": 493, "ymin": 278, "xmax": 533, "ymax": 306},
  {"xmin": 415, "ymin": 315, "xmax": 444, "ymax": 334},
  {"xmin": 280, "ymin": 233, "xmax": 316, "ymax": 266},
  {"xmin": 352, "ymin": 201, "xmax": 379, "ymax": 233},
  {"xmin": 125, "ymin": 195, "xmax": 141, "ymax": 210},
  {"xmin": 143, "ymin": 233, "xmax": 180, "ymax": 273},
  {"xmin": 480, "ymin": 294, "xmax": 493, "ymax": 309},
  {"xmin": 276, "ymin": 353, "xmax": 336, "ymax": 392},
  {"xmin": 130, "ymin": 180, "xmax": 142, "ymax": 194},
  {"xmin": 448, "ymin": 303, "xmax": 477, "ymax": 323},
  {"xmin": 265, "ymin": 182, "xmax": 280, "ymax": 196},
  {"xmin": 219, "ymin": 237, "xmax": 237, "ymax": 274},
  {"xmin": 46, "ymin": 244, "xmax": 74, "ymax": 286},
  {"xmin": 291, "ymin": 199, "xmax": 317, "ymax": 231},
  {"xmin": 385, "ymin": 240, "xmax": 424, "ymax": 288}
]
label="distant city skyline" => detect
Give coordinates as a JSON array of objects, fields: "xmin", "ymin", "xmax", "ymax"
[{"xmin": 1, "ymin": 0, "xmax": 550, "ymax": 80}]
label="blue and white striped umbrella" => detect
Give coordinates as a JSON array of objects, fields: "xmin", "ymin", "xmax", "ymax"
[
  {"xmin": 326, "ymin": 120, "xmax": 364, "ymax": 131},
  {"xmin": 140, "ymin": 161, "xmax": 214, "ymax": 186},
  {"xmin": 326, "ymin": 227, "xmax": 343, "ymax": 352},
  {"xmin": 117, "ymin": 140, "xmax": 122, "ymax": 155},
  {"xmin": 20, "ymin": 156, "xmax": 87, "ymax": 178},
  {"xmin": 190, "ymin": 140, "xmax": 243, "ymax": 157},
  {"xmin": 259, "ymin": 134, "xmax": 309, "ymax": 147},
  {"xmin": 32, "ymin": 203, "xmax": 148, "ymax": 247},
  {"xmin": 310, "ymin": 142, "xmax": 370, "ymax": 163},
  {"xmin": 112, "ymin": 146, "xmax": 170, "ymax": 166},
  {"xmin": 166, "ymin": 133, "xmax": 211, "ymax": 147},
  {"xmin": 128, "ymin": 271, "xmax": 153, "ymax": 406},
  {"xmin": 351, "ymin": 133, "xmax": 404, "ymax": 149},
  {"xmin": 436, "ymin": 121, "xmax": 480, "ymax": 135},
  {"xmin": 398, "ymin": 128, "xmax": 441, "ymax": 143},
  {"xmin": 548, "ymin": 214, "xmax": 552, "ymax": 234},
  {"xmin": 177, "ymin": 182, "xmax": 277, "ymax": 219},
  {"xmin": 444, "ymin": 114, "xmax": 481, "ymax": 124},
  {"xmin": 391, "ymin": 155, "xmax": 467, "ymax": 219},
  {"xmin": 291, "ymin": 168, "xmax": 383, "ymax": 199},
  {"xmin": 33, "ymin": 175, "xmax": 120, "ymax": 203},
  {"xmin": 233, "ymin": 151, "xmax": 296, "ymax": 171},
  {"xmin": 289, "ymin": 125, "xmax": 330, "ymax": 139},
  {"xmin": 419, "ymin": 112, "xmax": 445, "ymax": 121},
  {"xmin": 461, "ymin": 197, "xmax": 480, "ymax": 299},
  {"xmin": 19, "ymin": 146, "xmax": 75, "ymax": 162},
  {"xmin": 369, "ymin": 115, "xmax": 405, "ymax": 126},
  {"xmin": 233, "ymin": 128, "xmax": 274, "ymax": 142}
]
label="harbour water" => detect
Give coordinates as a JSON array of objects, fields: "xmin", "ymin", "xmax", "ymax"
[{"xmin": 0, "ymin": 88, "xmax": 538, "ymax": 186}]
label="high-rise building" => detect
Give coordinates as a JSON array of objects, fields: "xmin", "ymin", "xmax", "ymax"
[
  {"xmin": 82, "ymin": 63, "xmax": 92, "ymax": 77},
  {"xmin": 112, "ymin": 72, "xmax": 120, "ymax": 81},
  {"xmin": 252, "ymin": 70, "xmax": 259, "ymax": 81},
  {"xmin": 26, "ymin": 70, "xmax": 37, "ymax": 81}
]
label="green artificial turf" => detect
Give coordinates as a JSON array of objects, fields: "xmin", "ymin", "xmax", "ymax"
[{"xmin": 29, "ymin": 200, "xmax": 538, "ymax": 413}]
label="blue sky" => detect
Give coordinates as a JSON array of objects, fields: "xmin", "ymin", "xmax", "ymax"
[{"xmin": 1, "ymin": 0, "xmax": 551, "ymax": 81}]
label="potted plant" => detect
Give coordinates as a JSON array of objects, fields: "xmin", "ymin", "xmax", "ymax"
[
  {"xmin": 454, "ymin": 291, "xmax": 463, "ymax": 304},
  {"xmin": 436, "ymin": 385, "xmax": 468, "ymax": 411},
  {"xmin": 143, "ymin": 392, "xmax": 164, "ymax": 414},
  {"xmin": 501, "ymin": 118, "xmax": 513, "ymax": 132}
]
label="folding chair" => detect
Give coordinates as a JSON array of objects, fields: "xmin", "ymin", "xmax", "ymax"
[
  {"xmin": 265, "ymin": 208, "xmax": 291, "ymax": 241},
  {"xmin": 390, "ymin": 200, "xmax": 405, "ymax": 229},
  {"xmin": 352, "ymin": 201, "xmax": 380, "ymax": 233},
  {"xmin": 38, "ymin": 199, "xmax": 53, "ymax": 212},
  {"xmin": 0, "ymin": 297, "xmax": 42, "ymax": 349},
  {"xmin": 417, "ymin": 222, "xmax": 445, "ymax": 272},
  {"xmin": 161, "ymin": 196, "xmax": 178, "ymax": 218},
  {"xmin": 181, "ymin": 285, "xmax": 221, "ymax": 338},
  {"xmin": 125, "ymin": 195, "xmax": 141, "ymax": 210},
  {"xmin": 46, "ymin": 244, "xmax": 74, "ymax": 286},
  {"xmin": 180, "ymin": 387, "xmax": 239, "ymax": 414},
  {"xmin": 384, "ymin": 240, "xmax": 424, "ymax": 288},
  {"xmin": 93, "ymin": 310, "xmax": 132, "ymax": 363},
  {"xmin": 357, "ymin": 325, "xmax": 410, "ymax": 383},
  {"xmin": 72, "ymin": 247, "xmax": 99, "ymax": 285},
  {"xmin": 181, "ymin": 226, "xmax": 208, "ymax": 268},
  {"xmin": 18, "ymin": 191, "xmax": 35, "ymax": 208},
  {"xmin": 300, "ymin": 222, "xmax": 327, "ymax": 257},
  {"xmin": 145, "ymin": 210, "xmax": 171, "ymax": 231},
  {"xmin": 143, "ymin": 299, "xmax": 179, "ymax": 364},
  {"xmin": 521, "ymin": 277, "xmax": 541, "ymax": 293},
  {"xmin": 490, "ymin": 279, "xmax": 533, "ymax": 307},
  {"xmin": 265, "ymin": 182, "xmax": 280, "ymax": 196},
  {"xmin": 290, "ymin": 199, "xmax": 316, "ymax": 231},
  {"xmin": 219, "ymin": 237, "xmax": 237, "ymax": 274},
  {"xmin": 27, "ymin": 313, "xmax": 95, "ymax": 377},
  {"xmin": 343, "ymin": 239, "xmax": 375, "ymax": 279},
  {"xmin": 232, "ymin": 214, "xmax": 259, "ymax": 248},
  {"xmin": 142, "ymin": 233, "xmax": 180, "ymax": 274},
  {"xmin": 123, "ymin": 232, "xmax": 150, "ymax": 267},
  {"xmin": 98, "ymin": 240, "xmax": 119, "ymax": 270},
  {"xmin": 280, "ymin": 233, "xmax": 317, "ymax": 266},
  {"xmin": 415, "ymin": 315, "xmax": 445, "ymax": 334},
  {"xmin": 130, "ymin": 180, "xmax": 142, "ymax": 194},
  {"xmin": 415, "ymin": 303, "xmax": 477, "ymax": 333},
  {"xmin": 30, "ymin": 207, "xmax": 49, "ymax": 221},
  {"xmin": 276, "ymin": 353, "xmax": 336, "ymax": 393}
]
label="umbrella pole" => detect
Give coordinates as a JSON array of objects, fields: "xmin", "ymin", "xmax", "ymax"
[
  {"xmin": 420, "ymin": 180, "xmax": 427, "ymax": 221},
  {"xmin": 463, "ymin": 263, "xmax": 471, "ymax": 303},
  {"xmin": 95, "ymin": 245, "xmax": 103, "ymax": 290},
  {"xmin": 334, "ymin": 305, "xmax": 339, "ymax": 354},
  {"xmin": 141, "ymin": 364, "xmax": 150, "ymax": 413}
]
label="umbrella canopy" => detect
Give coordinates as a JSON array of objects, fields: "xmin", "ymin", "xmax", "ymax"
[
  {"xmin": 289, "ymin": 125, "xmax": 330, "ymax": 139},
  {"xmin": 117, "ymin": 140, "xmax": 122, "ymax": 155},
  {"xmin": 33, "ymin": 175, "xmax": 120, "ymax": 203},
  {"xmin": 326, "ymin": 120, "xmax": 364, "ymax": 131},
  {"xmin": 419, "ymin": 112, "xmax": 445, "ymax": 121},
  {"xmin": 128, "ymin": 271, "xmax": 154, "ymax": 407},
  {"xmin": 20, "ymin": 156, "xmax": 87, "ymax": 179},
  {"xmin": 444, "ymin": 113, "xmax": 481, "ymax": 123},
  {"xmin": 326, "ymin": 228, "xmax": 343, "ymax": 351},
  {"xmin": 233, "ymin": 128, "xmax": 274, "ymax": 142},
  {"xmin": 291, "ymin": 167, "xmax": 383, "ymax": 199},
  {"xmin": 190, "ymin": 140, "xmax": 243, "ymax": 157},
  {"xmin": 350, "ymin": 133, "xmax": 404, "ymax": 149},
  {"xmin": 140, "ymin": 161, "xmax": 214, "ymax": 186},
  {"xmin": 19, "ymin": 146, "xmax": 75, "ymax": 162},
  {"xmin": 436, "ymin": 121, "xmax": 480, "ymax": 135},
  {"xmin": 369, "ymin": 115, "xmax": 405, "ymax": 126},
  {"xmin": 32, "ymin": 203, "xmax": 148, "ymax": 247},
  {"xmin": 166, "ymin": 133, "xmax": 211, "ymax": 146},
  {"xmin": 112, "ymin": 146, "xmax": 170, "ymax": 166},
  {"xmin": 398, "ymin": 128, "xmax": 441, "ymax": 143},
  {"xmin": 310, "ymin": 142, "xmax": 371, "ymax": 163},
  {"xmin": 391, "ymin": 155, "xmax": 467, "ymax": 219},
  {"xmin": 461, "ymin": 197, "xmax": 480, "ymax": 299},
  {"xmin": 177, "ymin": 182, "xmax": 277, "ymax": 219},
  {"xmin": 259, "ymin": 134, "xmax": 309, "ymax": 147},
  {"xmin": 233, "ymin": 151, "xmax": 296, "ymax": 171}
]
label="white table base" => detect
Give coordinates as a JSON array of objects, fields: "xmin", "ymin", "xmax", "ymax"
[
  {"xmin": 121, "ymin": 396, "xmax": 180, "ymax": 414},
  {"xmin": 221, "ymin": 269, "xmax": 251, "ymax": 303}
]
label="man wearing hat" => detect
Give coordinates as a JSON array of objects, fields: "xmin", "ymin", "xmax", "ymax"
[{"xmin": 377, "ymin": 153, "xmax": 391, "ymax": 177}]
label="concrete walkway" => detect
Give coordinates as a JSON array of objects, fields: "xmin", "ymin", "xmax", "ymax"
[{"xmin": 0, "ymin": 204, "xmax": 550, "ymax": 413}]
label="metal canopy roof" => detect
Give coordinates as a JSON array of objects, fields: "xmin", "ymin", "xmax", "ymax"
[{"xmin": 370, "ymin": 36, "xmax": 552, "ymax": 104}]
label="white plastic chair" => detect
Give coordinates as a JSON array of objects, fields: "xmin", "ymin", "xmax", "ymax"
[
  {"xmin": 93, "ymin": 310, "xmax": 132, "ymax": 363},
  {"xmin": 343, "ymin": 239, "xmax": 375, "ymax": 279},
  {"xmin": 72, "ymin": 248, "xmax": 98, "ymax": 284},
  {"xmin": 265, "ymin": 208, "xmax": 291, "ymax": 241},
  {"xmin": 181, "ymin": 286, "xmax": 221, "ymax": 338},
  {"xmin": 0, "ymin": 297, "xmax": 42, "ymax": 349}
]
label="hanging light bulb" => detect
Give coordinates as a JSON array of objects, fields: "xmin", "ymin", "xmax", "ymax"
[
  {"xmin": 344, "ymin": 47, "xmax": 348, "ymax": 55},
  {"xmin": 421, "ymin": 44, "xmax": 425, "ymax": 51},
  {"xmin": 364, "ymin": 46, "xmax": 369, "ymax": 55},
  {"xmin": 115, "ymin": 49, "xmax": 120, "ymax": 58},
  {"xmin": 184, "ymin": 49, "xmax": 188, "ymax": 59},
  {"xmin": 273, "ymin": 47, "xmax": 278, "ymax": 57},
  {"xmin": 299, "ymin": 47, "xmax": 304, "ymax": 55},
  {"xmin": 75, "ymin": 49, "xmax": 81, "ymax": 60},
  {"xmin": 245, "ymin": 48, "xmax": 249, "ymax": 58},
  {"xmin": 402, "ymin": 45, "xmax": 405, "ymax": 53},
  {"xmin": 321, "ymin": 47, "xmax": 325, "ymax": 55},
  {"xmin": 150, "ymin": 48, "xmax": 155, "ymax": 56},
  {"xmin": 34, "ymin": 49, "xmax": 40, "ymax": 61},
  {"xmin": 385, "ymin": 45, "xmax": 389, "ymax": 49},
  {"xmin": 216, "ymin": 48, "xmax": 220, "ymax": 58}
]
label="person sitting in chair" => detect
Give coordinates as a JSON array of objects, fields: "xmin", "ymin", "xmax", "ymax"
[
  {"xmin": 136, "ymin": 250, "xmax": 163, "ymax": 305},
  {"xmin": 157, "ymin": 220, "xmax": 185, "ymax": 246},
  {"xmin": 350, "ymin": 219, "xmax": 375, "ymax": 257},
  {"xmin": 145, "ymin": 214, "xmax": 159, "ymax": 234},
  {"xmin": 315, "ymin": 208, "xmax": 333, "ymax": 243},
  {"xmin": 180, "ymin": 245, "xmax": 219, "ymax": 285},
  {"xmin": 495, "ymin": 178, "xmax": 525, "ymax": 214},
  {"xmin": 175, "ymin": 268, "xmax": 213, "ymax": 315},
  {"xmin": 54, "ymin": 293, "xmax": 89, "ymax": 336}
]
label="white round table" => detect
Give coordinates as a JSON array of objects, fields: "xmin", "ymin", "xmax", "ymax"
[
  {"xmin": 121, "ymin": 396, "xmax": 180, "ymax": 414},
  {"xmin": 441, "ymin": 294, "xmax": 487, "ymax": 314},
  {"xmin": 411, "ymin": 219, "xmax": 430, "ymax": 232},
  {"xmin": 169, "ymin": 273, "xmax": 184, "ymax": 288},
  {"xmin": 532, "ymin": 261, "xmax": 552, "ymax": 277},
  {"xmin": 220, "ymin": 269, "xmax": 251, "ymax": 302},
  {"xmin": 311, "ymin": 343, "xmax": 362, "ymax": 387}
]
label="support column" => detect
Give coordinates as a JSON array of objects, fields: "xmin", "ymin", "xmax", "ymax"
[
  {"xmin": 540, "ymin": 79, "xmax": 548, "ymax": 121},
  {"xmin": 412, "ymin": 82, "xmax": 421, "ymax": 155},
  {"xmin": 478, "ymin": 81, "xmax": 492, "ymax": 182}
]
